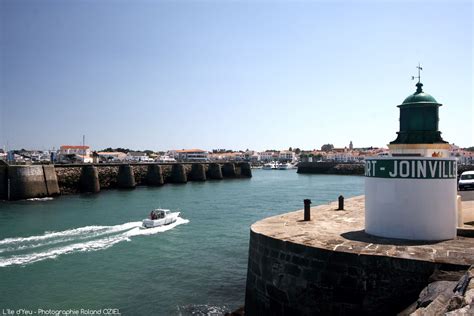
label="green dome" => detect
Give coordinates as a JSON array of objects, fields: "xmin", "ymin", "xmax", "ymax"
[
  {"xmin": 390, "ymin": 81, "xmax": 447, "ymax": 145},
  {"xmin": 401, "ymin": 82, "xmax": 438, "ymax": 104},
  {"xmin": 402, "ymin": 92, "xmax": 438, "ymax": 104}
]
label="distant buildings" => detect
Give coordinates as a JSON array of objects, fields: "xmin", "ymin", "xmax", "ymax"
[
  {"xmin": 258, "ymin": 151, "xmax": 276, "ymax": 162},
  {"xmin": 125, "ymin": 151, "xmax": 153, "ymax": 162},
  {"xmin": 59, "ymin": 145, "xmax": 92, "ymax": 163},
  {"xmin": 208, "ymin": 152, "xmax": 243, "ymax": 161},
  {"xmin": 168, "ymin": 149, "xmax": 209, "ymax": 162},
  {"xmin": 155, "ymin": 155, "xmax": 177, "ymax": 163},
  {"xmin": 97, "ymin": 151, "xmax": 127, "ymax": 162},
  {"xmin": 1, "ymin": 143, "xmax": 472, "ymax": 165},
  {"xmin": 278, "ymin": 150, "xmax": 296, "ymax": 162},
  {"xmin": 450, "ymin": 144, "xmax": 474, "ymax": 164}
]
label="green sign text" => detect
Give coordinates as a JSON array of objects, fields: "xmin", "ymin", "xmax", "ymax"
[{"xmin": 365, "ymin": 159, "xmax": 457, "ymax": 179}]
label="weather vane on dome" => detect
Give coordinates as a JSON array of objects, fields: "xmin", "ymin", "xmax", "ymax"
[{"xmin": 411, "ymin": 63, "xmax": 423, "ymax": 83}]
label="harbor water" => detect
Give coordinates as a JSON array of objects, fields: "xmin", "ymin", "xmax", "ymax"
[{"xmin": 0, "ymin": 170, "xmax": 363, "ymax": 315}]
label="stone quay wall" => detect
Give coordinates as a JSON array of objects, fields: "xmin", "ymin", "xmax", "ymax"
[
  {"xmin": 245, "ymin": 230, "xmax": 468, "ymax": 316},
  {"xmin": 0, "ymin": 162, "xmax": 251, "ymax": 200},
  {"xmin": 297, "ymin": 162, "xmax": 365, "ymax": 175}
]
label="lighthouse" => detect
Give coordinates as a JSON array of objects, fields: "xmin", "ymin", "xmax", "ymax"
[{"xmin": 364, "ymin": 66, "xmax": 457, "ymax": 241}]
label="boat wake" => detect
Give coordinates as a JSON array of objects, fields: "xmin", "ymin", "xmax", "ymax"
[
  {"xmin": 0, "ymin": 217, "xmax": 189, "ymax": 268},
  {"xmin": 26, "ymin": 197, "xmax": 54, "ymax": 201}
]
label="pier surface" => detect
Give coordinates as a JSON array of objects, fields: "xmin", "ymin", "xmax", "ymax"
[
  {"xmin": 252, "ymin": 195, "xmax": 474, "ymax": 265},
  {"xmin": 245, "ymin": 196, "xmax": 474, "ymax": 315}
]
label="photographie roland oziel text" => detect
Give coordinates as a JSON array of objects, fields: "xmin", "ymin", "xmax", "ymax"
[{"xmin": 1, "ymin": 309, "xmax": 121, "ymax": 316}]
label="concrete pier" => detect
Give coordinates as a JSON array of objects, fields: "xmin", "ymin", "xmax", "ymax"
[
  {"xmin": 189, "ymin": 164, "xmax": 206, "ymax": 181},
  {"xmin": 239, "ymin": 162, "xmax": 252, "ymax": 178},
  {"xmin": 42, "ymin": 165, "xmax": 60, "ymax": 196},
  {"xmin": 0, "ymin": 162, "xmax": 256, "ymax": 199},
  {"xmin": 7, "ymin": 165, "xmax": 60, "ymax": 200},
  {"xmin": 245, "ymin": 196, "xmax": 474, "ymax": 315},
  {"xmin": 297, "ymin": 161, "xmax": 364, "ymax": 175},
  {"xmin": 170, "ymin": 164, "xmax": 187, "ymax": 183},
  {"xmin": 79, "ymin": 165, "xmax": 100, "ymax": 193},
  {"xmin": 146, "ymin": 164, "xmax": 164, "ymax": 186},
  {"xmin": 222, "ymin": 162, "xmax": 237, "ymax": 178},
  {"xmin": 117, "ymin": 165, "xmax": 136, "ymax": 189},
  {"xmin": 208, "ymin": 163, "xmax": 223, "ymax": 180}
]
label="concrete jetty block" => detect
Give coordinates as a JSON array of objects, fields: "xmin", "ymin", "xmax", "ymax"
[
  {"xmin": 8, "ymin": 165, "xmax": 49, "ymax": 200},
  {"xmin": 239, "ymin": 162, "xmax": 252, "ymax": 178},
  {"xmin": 0, "ymin": 164, "xmax": 7, "ymax": 200},
  {"xmin": 208, "ymin": 163, "xmax": 223, "ymax": 180},
  {"xmin": 117, "ymin": 165, "xmax": 136, "ymax": 189},
  {"xmin": 80, "ymin": 165, "xmax": 100, "ymax": 193},
  {"xmin": 42, "ymin": 165, "xmax": 60, "ymax": 196},
  {"xmin": 222, "ymin": 163, "xmax": 237, "ymax": 178},
  {"xmin": 170, "ymin": 164, "xmax": 187, "ymax": 183},
  {"xmin": 146, "ymin": 164, "xmax": 164, "ymax": 186},
  {"xmin": 190, "ymin": 164, "xmax": 206, "ymax": 181}
]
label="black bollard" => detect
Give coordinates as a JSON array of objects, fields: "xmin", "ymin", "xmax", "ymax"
[
  {"xmin": 304, "ymin": 199, "xmax": 311, "ymax": 221},
  {"xmin": 338, "ymin": 195, "xmax": 344, "ymax": 210}
]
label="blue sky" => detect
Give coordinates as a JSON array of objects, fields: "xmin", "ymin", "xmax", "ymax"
[{"xmin": 0, "ymin": 0, "xmax": 472, "ymax": 151}]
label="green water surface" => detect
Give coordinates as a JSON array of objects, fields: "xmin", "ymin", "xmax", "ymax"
[{"xmin": 0, "ymin": 170, "xmax": 364, "ymax": 315}]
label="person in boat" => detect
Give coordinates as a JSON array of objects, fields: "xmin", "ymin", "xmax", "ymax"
[{"xmin": 150, "ymin": 211, "xmax": 158, "ymax": 220}]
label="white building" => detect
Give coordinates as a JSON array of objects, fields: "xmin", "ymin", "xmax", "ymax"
[
  {"xmin": 60, "ymin": 145, "xmax": 91, "ymax": 156},
  {"xmin": 278, "ymin": 150, "xmax": 296, "ymax": 162},
  {"xmin": 155, "ymin": 155, "xmax": 177, "ymax": 163},
  {"xmin": 450, "ymin": 144, "xmax": 474, "ymax": 165},
  {"xmin": 126, "ymin": 152, "xmax": 153, "ymax": 162},
  {"xmin": 245, "ymin": 151, "xmax": 260, "ymax": 162},
  {"xmin": 59, "ymin": 145, "xmax": 92, "ymax": 163},
  {"xmin": 168, "ymin": 149, "xmax": 209, "ymax": 161},
  {"xmin": 258, "ymin": 151, "xmax": 276, "ymax": 162},
  {"xmin": 97, "ymin": 152, "xmax": 127, "ymax": 162}
]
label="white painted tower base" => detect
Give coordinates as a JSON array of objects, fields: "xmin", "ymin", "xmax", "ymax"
[{"xmin": 365, "ymin": 157, "xmax": 457, "ymax": 240}]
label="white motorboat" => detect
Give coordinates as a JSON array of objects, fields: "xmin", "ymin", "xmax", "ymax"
[
  {"xmin": 142, "ymin": 209, "xmax": 180, "ymax": 228},
  {"xmin": 278, "ymin": 162, "xmax": 295, "ymax": 170},
  {"xmin": 262, "ymin": 161, "xmax": 280, "ymax": 170},
  {"xmin": 262, "ymin": 162, "xmax": 274, "ymax": 170}
]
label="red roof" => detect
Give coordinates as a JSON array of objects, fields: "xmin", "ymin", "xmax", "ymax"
[{"xmin": 60, "ymin": 145, "xmax": 90, "ymax": 149}]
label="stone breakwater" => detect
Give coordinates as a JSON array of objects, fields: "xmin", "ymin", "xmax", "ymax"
[
  {"xmin": 0, "ymin": 162, "xmax": 252, "ymax": 200},
  {"xmin": 297, "ymin": 162, "xmax": 365, "ymax": 175}
]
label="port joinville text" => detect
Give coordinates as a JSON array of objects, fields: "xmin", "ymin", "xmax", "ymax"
[{"xmin": 365, "ymin": 158, "xmax": 457, "ymax": 179}]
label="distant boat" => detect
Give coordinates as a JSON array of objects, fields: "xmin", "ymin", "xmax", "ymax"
[
  {"xmin": 278, "ymin": 162, "xmax": 296, "ymax": 170},
  {"xmin": 142, "ymin": 209, "xmax": 180, "ymax": 228},
  {"xmin": 263, "ymin": 161, "xmax": 280, "ymax": 170},
  {"xmin": 156, "ymin": 156, "xmax": 177, "ymax": 163}
]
